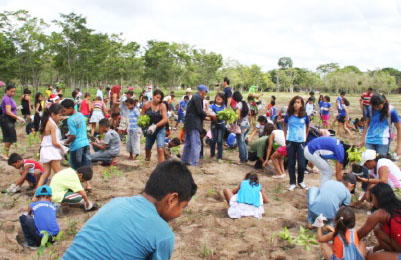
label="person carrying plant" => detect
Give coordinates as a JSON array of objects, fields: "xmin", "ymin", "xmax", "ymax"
[
  {"xmin": 62, "ymin": 160, "xmax": 197, "ymax": 260},
  {"xmin": 17, "ymin": 186, "xmax": 60, "ymax": 249},
  {"xmin": 126, "ymin": 98, "xmax": 141, "ymax": 160},
  {"xmin": 90, "ymin": 118, "xmax": 120, "ymax": 166},
  {"xmin": 209, "ymin": 93, "xmax": 226, "ymax": 161}
]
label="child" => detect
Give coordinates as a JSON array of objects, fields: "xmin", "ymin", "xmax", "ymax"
[
  {"xmin": 353, "ymin": 117, "xmax": 367, "ymax": 134},
  {"xmin": 337, "ymin": 98, "xmax": 353, "ymax": 137},
  {"xmin": 50, "ymin": 166, "xmax": 96, "ymax": 210},
  {"xmin": 266, "ymin": 95, "xmax": 276, "ymax": 118},
  {"xmin": 321, "ymin": 96, "xmax": 332, "ymax": 129},
  {"xmin": 268, "ymin": 100, "xmax": 277, "ymax": 122},
  {"xmin": 26, "ymin": 115, "xmax": 35, "ymax": 135},
  {"xmin": 38, "ymin": 103, "xmax": 64, "ymax": 191},
  {"xmin": 305, "ymin": 97, "xmax": 316, "ymax": 120},
  {"xmin": 317, "ymin": 207, "xmax": 366, "ymax": 260},
  {"xmin": 248, "ymin": 95, "xmax": 258, "ymax": 128},
  {"xmin": 7, "ymin": 153, "xmax": 45, "ymax": 193},
  {"xmin": 91, "ymin": 118, "xmax": 120, "ymax": 166},
  {"xmin": 199, "ymin": 128, "xmax": 207, "ymax": 159},
  {"xmin": 61, "ymin": 99, "xmax": 91, "ymax": 170},
  {"xmin": 89, "ymin": 96, "xmax": 107, "ymax": 136},
  {"xmin": 248, "ymin": 115, "xmax": 271, "ymax": 143},
  {"xmin": 17, "ymin": 186, "xmax": 59, "ymax": 248},
  {"xmin": 175, "ymin": 95, "xmax": 189, "ymax": 129},
  {"xmin": 164, "ymin": 137, "xmax": 181, "ymax": 159},
  {"xmin": 284, "ymin": 96, "xmax": 310, "ymax": 191},
  {"xmin": 209, "ymin": 93, "xmax": 226, "ymax": 160},
  {"xmin": 126, "ymin": 98, "xmax": 141, "ymax": 160},
  {"xmin": 118, "ymin": 90, "xmax": 134, "ymax": 134},
  {"xmin": 62, "ymin": 160, "xmax": 197, "ymax": 259},
  {"xmin": 275, "ymin": 106, "xmax": 287, "ymax": 130},
  {"xmin": 263, "ymin": 126, "xmax": 287, "ymax": 178},
  {"xmin": 248, "ymin": 123, "xmax": 275, "ymax": 169},
  {"xmin": 223, "ymin": 173, "xmax": 269, "ymax": 219},
  {"xmin": 79, "ymin": 93, "xmax": 91, "ymax": 118}
]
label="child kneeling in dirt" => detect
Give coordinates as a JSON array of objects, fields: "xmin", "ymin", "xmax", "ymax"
[
  {"xmin": 62, "ymin": 160, "xmax": 197, "ymax": 260},
  {"xmin": 6, "ymin": 153, "xmax": 45, "ymax": 193},
  {"xmin": 49, "ymin": 166, "xmax": 96, "ymax": 211},
  {"xmin": 90, "ymin": 118, "xmax": 120, "ymax": 166},
  {"xmin": 164, "ymin": 137, "xmax": 181, "ymax": 159},
  {"xmin": 17, "ymin": 185, "xmax": 59, "ymax": 248},
  {"xmin": 223, "ymin": 173, "xmax": 269, "ymax": 219}
]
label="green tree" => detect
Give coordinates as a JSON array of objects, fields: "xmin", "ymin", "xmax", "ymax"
[{"xmin": 278, "ymin": 57, "xmax": 293, "ymax": 69}]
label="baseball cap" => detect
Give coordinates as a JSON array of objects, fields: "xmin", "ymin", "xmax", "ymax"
[
  {"xmin": 197, "ymin": 85, "xmax": 209, "ymax": 93},
  {"xmin": 359, "ymin": 149, "xmax": 376, "ymax": 166},
  {"xmin": 35, "ymin": 185, "xmax": 52, "ymax": 197},
  {"xmin": 342, "ymin": 173, "xmax": 357, "ymax": 193}
]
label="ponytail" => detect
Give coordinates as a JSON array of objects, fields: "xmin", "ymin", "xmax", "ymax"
[{"xmin": 40, "ymin": 103, "xmax": 63, "ymax": 134}]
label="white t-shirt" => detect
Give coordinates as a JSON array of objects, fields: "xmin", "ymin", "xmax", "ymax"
[
  {"xmin": 272, "ymin": 129, "xmax": 285, "ymax": 146},
  {"xmin": 96, "ymin": 88, "xmax": 104, "ymax": 100},
  {"xmin": 306, "ymin": 103, "xmax": 315, "ymax": 116},
  {"xmin": 236, "ymin": 101, "xmax": 249, "ymax": 125},
  {"xmin": 375, "ymin": 158, "xmax": 401, "ymax": 189}
]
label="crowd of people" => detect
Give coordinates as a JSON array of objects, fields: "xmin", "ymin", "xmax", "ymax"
[{"xmin": 1, "ymin": 78, "xmax": 401, "ymax": 259}]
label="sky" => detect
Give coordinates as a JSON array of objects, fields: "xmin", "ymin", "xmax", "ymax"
[{"xmin": 2, "ymin": 0, "xmax": 401, "ymax": 71}]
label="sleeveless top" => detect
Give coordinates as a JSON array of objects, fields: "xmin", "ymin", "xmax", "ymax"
[
  {"xmin": 237, "ymin": 180, "xmax": 262, "ymax": 207},
  {"xmin": 80, "ymin": 100, "xmax": 90, "ymax": 115},
  {"xmin": 35, "ymin": 101, "xmax": 43, "ymax": 116},
  {"xmin": 41, "ymin": 117, "xmax": 62, "ymax": 147},
  {"xmin": 145, "ymin": 103, "xmax": 163, "ymax": 130},
  {"xmin": 21, "ymin": 95, "xmax": 30, "ymax": 114},
  {"xmin": 383, "ymin": 214, "xmax": 401, "ymax": 247},
  {"xmin": 332, "ymin": 229, "xmax": 363, "ymax": 260},
  {"xmin": 93, "ymin": 101, "xmax": 104, "ymax": 111}
]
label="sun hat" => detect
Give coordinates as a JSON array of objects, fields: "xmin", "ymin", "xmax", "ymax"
[
  {"xmin": 35, "ymin": 185, "xmax": 52, "ymax": 197},
  {"xmin": 197, "ymin": 85, "xmax": 209, "ymax": 93},
  {"xmin": 359, "ymin": 149, "xmax": 377, "ymax": 166},
  {"xmin": 186, "ymin": 88, "xmax": 192, "ymax": 93}
]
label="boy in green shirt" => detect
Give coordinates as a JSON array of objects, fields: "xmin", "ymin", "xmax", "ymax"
[{"xmin": 248, "ymin": 124, "xmax": 275, "ymax": 169}]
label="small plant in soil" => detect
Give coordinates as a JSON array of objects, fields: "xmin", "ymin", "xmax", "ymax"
[
  {"xmin": 67, "ymin": 219, "xmax": 78, "ymax": 235},
  {"xmin": 279, "ymin": 226, "xmax": 318, "ymax": 251},
  {"xmin": 200, "ymin": 243, "xmax": 214, "ymax": 258},
  {"xmin": 36, "ymin": 230, "xmax": 65, "ymax": 260}
]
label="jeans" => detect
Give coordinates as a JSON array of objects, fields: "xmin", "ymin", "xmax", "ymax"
[
  {"xmin": 145, "ymin": 128, "xmax": 165, "ymax": 150},
  {"xmin": 91, "ymin": 148, "xmax": 118, "ymax": 164},
  {"xmin": 363, "ymin": 105, "xmax": 370, "ymax": 117},
  {"xmin": 304, "ymin": 146, "xmax": 332, "ymax": 186},
  {"xmin": 210, "ymin": 124, "xmax": 225, "ymax": 159},
  {"xmin": 287, "ymin": 141, "xmax": 306, "ymax": 185},
  {"xmin": 70, "ymin": 145, "xmax": 91, "ymax": 170},
  {"xmin": 236, "ymin": 124, "xmax": 250, "ymax": 163},
  {"xmin": 365, "ymin": 143, "xmax": 389, "ymax": 156},
  {"xmin": 181, "ymin": 129, "xmax": 201, "ymax": 166},
  {"xmin": 19, "ymin": 214, "xmax": 41, "ymax": 247}
]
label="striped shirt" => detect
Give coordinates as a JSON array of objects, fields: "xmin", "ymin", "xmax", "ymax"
[{"xmin": 128, "ymin": 107, "xmax": 140, "ymax": 131}]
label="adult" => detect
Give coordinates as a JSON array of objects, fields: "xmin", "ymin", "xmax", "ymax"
[
  {"xmin": 307, "ymin": 173, "xmax": 356, "ymax": 228},
  {"xmin": 360, "ymin": 87, "xmax": 373, "ymax": 117},
  {"xmin": 45, "ymin": 85, "xmax": 53, "ymax": 99},
  {"xmin": 145, "ymin": 85, "xmax": 153, "ymax": 101},
  {"xmin": 223, "ymin": 77, "xmax": 233, "ymax": 108},
  {"xmin": 233, "ymin": 91, "xmax": 250, "ymax": 165},
  {"xmin": 142, "ymin": 89, "xmax": 168, "ymax": 163},
  {"xmin": 96, "ymin": 85, "xmax": 104, "ymax": 101},
  {"xmin": 304, "ymin": 136, "xmax": 350, "ymax": 186},
  {"xmin": 20, "ymin": 88, "xmax": 32, "ymax": 120},
  {"xmin": 181, "ymin": 88, "xmax": 192, "ymax": 101},
  {"xmin": 358, "ymin": 183, "xmax": 401, "ymax": 258},
  {"xmin": 0, "ymin": 84, "xmax": 25, "ymax": 159},
  {"xmin": 164, "ymin": 92, "xmax": 176, "ymax": 111},
  {"xmin": 110, "ymin": 85, "xmax": 121, "ymax": 114},
  {"xmin": 33, "ymin": 93, "xmax": 44, "ymax": 132},
  {"xmin": 362, "ymin": 94, "xmax": 401, "ymax": 156},
  {"xmin": 181, "ymin": 85, "xmax": 209, "ymax": 166}
]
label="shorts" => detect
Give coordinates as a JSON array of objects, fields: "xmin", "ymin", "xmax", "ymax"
[
  {"xmin": 176, "ymin": 114, "xmax": 185, "ymax": 123},
  {"xmin": 62, "ymin": 190, "xmax": 83, "ymax": 204},
  {"xmin": 277, "ymin": 146, "xmax": 287, "ymax": 156},
  {"xmin": 145, "ymin": 128, "xmax": 166, "ymax": 150},
  {"xmin": 321, "ymin": 115, "xmax": 330, "ymax": 122},
  {"xmin": 337, "ymin": 115, "xmax": 345, "ymax": 123},
  {"xmin": 0, "ymin": 118, "xmax": 16, "ymax": 143},
  {"xmin": 26, "ymin": 172, "xmax": 47, "ymax": 186}
]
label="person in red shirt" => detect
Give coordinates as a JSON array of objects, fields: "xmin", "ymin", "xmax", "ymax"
[{"xmin": 360, "ymin": 87, "xmax": 373, "ymax": 117}]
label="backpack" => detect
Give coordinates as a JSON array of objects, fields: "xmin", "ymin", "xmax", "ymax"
[{"xmin": 337, "ymin": 229, "xmax": 364, "ymax": 260}]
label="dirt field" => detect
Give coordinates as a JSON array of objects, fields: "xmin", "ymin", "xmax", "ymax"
[{"xmin": 1, "ymin": 92, "xmax": 400, "ymax": 260}]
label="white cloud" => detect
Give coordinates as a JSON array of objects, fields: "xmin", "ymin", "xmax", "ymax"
[{"xmin": 1, "ymin": 0, "xmax": 401, "ymax": 71}]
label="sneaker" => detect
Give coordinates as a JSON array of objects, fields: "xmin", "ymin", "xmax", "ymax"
[
  {"xmin": 298, "ymin": 182, "xmax": 308, "ymax": 189},
  {"xmin": 272, "ymin": 174, "xmax": 285, "ymax": 179},
  {"xmin": 288, "ymin": 184, "xmax": 296, "ymax": 191}
]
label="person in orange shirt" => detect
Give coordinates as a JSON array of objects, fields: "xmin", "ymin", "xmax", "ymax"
[{"xmin": 266, "ymin": 95, "xmax": 276, "ymax": 117}]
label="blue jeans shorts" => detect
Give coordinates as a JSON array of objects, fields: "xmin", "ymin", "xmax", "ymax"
[{"xmin": 145, "ymin": 128, "xmax": 166, "ymax": 150}]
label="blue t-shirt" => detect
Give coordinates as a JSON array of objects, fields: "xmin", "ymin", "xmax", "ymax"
[
  {"xmin": 178, "ymin": 100, "xmax": 188, "ymax": 116},
  {"xmin": 210, "ymin": 104, "xmax": 226, "ymax": 125},
  {"xmin": 30, "ymin": 201, "xmax": 59, "ymax": 237},
  {"xmin": 321, "ymin": 102, "xmax": 331, "ymax": 116},
  {"xmin": 309, "ymin": 180, "xmax": 351, "ymax": 219},
  {"xmin": 307, "ymin": 137, "xmax": 345, "ymax": 163},
  {"xmin": 366, "ymin": 106, "xmax": 400, "ymax": 145},
  {"xmin": 284, "ymin": 115, "xmax": 310, "ymax": 142},
  {"xmin": 237, "ymin": 180, "xmax": 262, "ymax": 207},
  {"xmin": 226, "ymin": 133, "xmax": 236, "ymax": 147},
  {"xmin": 67, "ymin": 112, "xmax": 90, "ymax": 151},
  {"xmin": 270, "ymin": 107, "xmax": 277, "ymax": 121},
  {"xmin": 336, "ymin": 96, "xmax": 343, "ymax": 112},
  {"xmin": 223, "ymin": 87, "xmax": 232, "ymax": 106},
  {"xmin": 128, "ymin": 107, "xmax": 140, "ymax": 131},
  {"xmin": 62, "ymin": 195, "xmax": 174, "ymax": 260}
]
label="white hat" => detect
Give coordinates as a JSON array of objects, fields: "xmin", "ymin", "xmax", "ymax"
[
  {"xmin": 359, "ymin": 149, "xmax": 377, "ymax": 165},
  {"xmin": 186, "ymin": 88, "xmax": 192, "ymax": 93}
]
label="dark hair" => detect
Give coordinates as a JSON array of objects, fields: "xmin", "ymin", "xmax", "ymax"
[
  {"xmin": 58, "ymin": 94, "xmax": 63, "ymax": 99},
  {"xmin": 23, "ymin": 88, "xmax": 31, "ymax": 95},
  {"xmin": 72, "ymin": 90, "xmax": 79, "ymax": 99},
  {"xmin": 8, "ymin": 153, "xmax": 22, "ymax": 165},
  {"xmin": 106, "ymin": 87, "xmax": 111, "ymax": 91},
  {"xmin": 308, "ymin": 97, "xmax": 314, "ymax": 102},
  {"xmin": 35, "ymin": 93, "xmax": 43, "ymax": 104},
  {"xmin": 40, "ymin": 103, "xmax": 63, "ymax": 134},
  {"xmin": 324, "ymin": 95, "xmax": 330, "ymax": 102},
  {"xmin": 340, "ymin": 91, "xmax": 346, "ymax": 96},
  {"xmin": 200, "ymin": 129, "xmax": 207, "ymax": 136},
  {"xmin": 342, "ymin": 144, "xmax": 352, "ymax": 169},
  {"xmin": 170, "ymin": 137, "xmax": 181, "ymax": 146},
  {"xmin": 223, "ymin": 77, "xmax": 230, "ymax": 85},
  {"xmin": 5, "ymin": 84, "xmax": 15, "ymax": 92},
  {"xmin": 127, "ymin": 91, "xmax": 134, "ymax": 96},
  {"xmin": 343, "ymin": 98, "xmax": 350, "ymax": 107},
  {"xmin": 214, "ymin": 92, "xmax": 225, "ymax": 104},
  {"xmin": 257, "ymin": 115, "xmax": 267, "ymax": 123},
  {"xmin": 183, "ymin": 95, "xmax": 189, "ymax": 100},
  {"xmin": 370, "ymin": 183, "xmax": 401, "ymax": 228},
  {"xmin": 84, "ymin": 92, "xmax": 91, "ymax": 98},
  {"xmin": 333, "ymin": 207, "xmax": 355, "ymax": 245},
  {"xmin": 270, "ymin": 100, "xmax": 276, "ymax": 106},
  {"xmin": 263, "ymin": 123, "xmax": 275, "ymax": 136},
  {"xmin": 309, "ymin": 91, "xmax": 315, "ymax": 96},
  {"xmin": 125, "ymin": 98, "xmax": 135, "ymax": 105},
  {"xmin": 232, "ymin": 91, "xmax": 243, "ymax": 102},
  {"xmin": 287, "ymin": 96, "xmax": 306, "ymax": 117},
  {"xmin": 318, "ymin": 95, "xmax": 324, "ymax": 102},
  {"xmin": 232, "ymin": 91, "xmax": 249, "ymax": 118},
  {"xmin": 370, "ymin": 94, "xmax": 389, "ymax": 122},
  {"xmin": 153, "ymin": 89, "xmax": 164, "ymax": 101},
  {"xmin": 271, "ymin": 95, "xmax": 276, "ymax": 101},
  {"xmin": 77, "ymin": 166, "xmax": 93, "ymax": 181},
  {"xmin": 99, "ymin": 118, "xmax": 110, "ymax": 128},
  {"xmin": 244, "ymin": 173, "xmax": 259, "ymax": 187},
  {"xmin": 144, "ymin": 160, "xmax": 197, "ymax": 202},
  {"xmin": 368, "ymin": 87, "xmax": 373, "ymax": 91},
  {"xmin": 61, "ymin": 99, "xmax": 75, "ymax": 109}
]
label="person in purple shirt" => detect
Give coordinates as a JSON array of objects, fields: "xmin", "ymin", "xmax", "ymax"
[{"xmin": 0, "ymin": 84, "xmax": 25, "ymax": 160}]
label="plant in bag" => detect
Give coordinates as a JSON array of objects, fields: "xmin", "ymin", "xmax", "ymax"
[
  {"xmin": 347, "ymin": 146, "xmax": 366, "ymax": 164},
  {"xmin": 217, "ymin": 109, "xmax": 238, "ymax": 124},
  {"xmin": 137, "ymin": 115, "xmax": 151, "ymax": 128}
]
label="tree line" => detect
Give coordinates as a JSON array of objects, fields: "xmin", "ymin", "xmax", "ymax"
[{"xmin": 1, "ymin": 10, "xmax": 401, "ymax": 94}]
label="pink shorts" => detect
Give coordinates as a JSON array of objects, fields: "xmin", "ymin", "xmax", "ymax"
[
  {"xmin": 321, "ymin": 115, "xmax": 330, "ymax": 122},
  {"xmin": 277, "ymin": 146, "xmax": 287, "ymax": 156}
]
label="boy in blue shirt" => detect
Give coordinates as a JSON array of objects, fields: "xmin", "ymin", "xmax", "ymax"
[
  {"xmin": 17, "ymin": 186, "xmax": 59, "ymax": 248},
  {"xmin": 174, "ymin": 95, "xmax": 189, "ymax": 129},
  {"xmin": 62, "ymin": 160, "xmax": 198, "ymax": 260},
  {"xmin": 61, "ymin": 99, "xmax": 91, "ymax": 170}
]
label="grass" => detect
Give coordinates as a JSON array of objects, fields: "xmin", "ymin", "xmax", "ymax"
[{"xmin": 200, "ymin": 243, "xmax": 214, "ymax": 259}]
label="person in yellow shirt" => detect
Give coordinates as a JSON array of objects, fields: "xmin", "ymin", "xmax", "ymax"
[{"xmin": 45, "ymin": 85, "xmax": 53, "ymax": 99}]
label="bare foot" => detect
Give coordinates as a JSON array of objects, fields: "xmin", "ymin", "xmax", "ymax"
[{"xmin": 111, "ymin": 158, "xmax": 118, "ymax": 166}]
